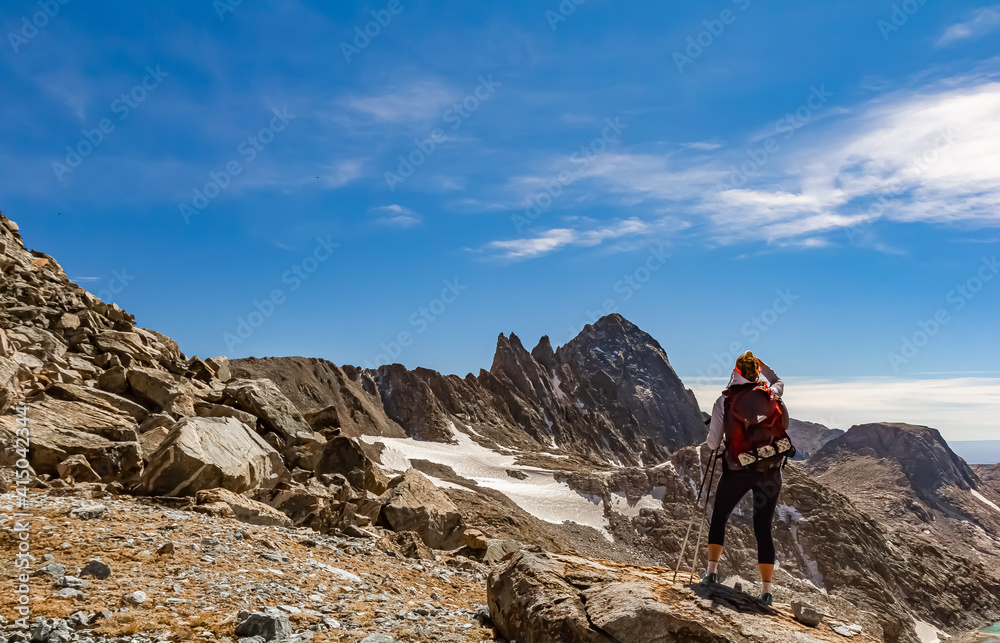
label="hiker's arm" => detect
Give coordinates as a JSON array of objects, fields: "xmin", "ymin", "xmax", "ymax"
[
  {"xmin": 706, "ymin": 396, "xmax": 724, "ymax": 451},
  {"xmin": 760, "ymin": 362, "xmax": 783, "ymax": 397}
]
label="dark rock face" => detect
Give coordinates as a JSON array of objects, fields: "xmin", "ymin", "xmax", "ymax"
[
  {"xmin": 809, "ymin": 423, "xmax": 980, "ymax": 509},
  {"xmin": 802, "ymin": 424, "xmax": 1000, "ymax": 635},
  {"xmin": 787, "ymin": 418, "xmax": 844, "ymax": 461},
  {"xmin": 228, "ymin": 356, "xmax": 408, "ymax": 439},
  {"xmin": 973, "ymin": 464, "xmax": 1000, "ymax": 494},
  {"xmin": 235, "ymin": 314, "xmax": 705, "ymax": 467}
]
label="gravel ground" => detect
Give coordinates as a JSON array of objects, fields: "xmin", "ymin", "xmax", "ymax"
[{"xmin": 0, "ymin": 488, "xmax": 495, "ymax": 643}]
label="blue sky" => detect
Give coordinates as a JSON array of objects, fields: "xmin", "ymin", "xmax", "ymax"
[{"xmin": 2, "ymin": 1, "xmax": 1000, "ymax": 439}]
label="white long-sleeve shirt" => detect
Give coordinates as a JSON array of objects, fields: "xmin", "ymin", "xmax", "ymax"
[{"xmin": 706, "ymin": 363, "xmax": 783, "ymax": 452}]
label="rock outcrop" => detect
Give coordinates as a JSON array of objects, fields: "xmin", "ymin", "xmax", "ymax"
[
  {"xmin": 138, "ymin": 416, "xmax": 285, "ymax": 496},
  {"xmin": 810, "ymin": 423, "xmax": 979, "ymax": 502},
  {"xmin": 787, "ymin": 418, "xmax": 843, "ymax": 460},
  {"xmin": 378, "ymin": 469, "xmax": 466, "ymax": 550},
  {"xmin": 487, "ymin": 551, "xmax": 883, "ymax": 643},
  {"xmin": 973, "ymin": 463, "xmax": 1000, "ymax": 494}
]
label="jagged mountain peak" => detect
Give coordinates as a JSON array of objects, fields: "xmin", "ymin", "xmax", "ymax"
[{"xmin": 530, "ymin": 335, "xmax": 555, "ymax": 372}]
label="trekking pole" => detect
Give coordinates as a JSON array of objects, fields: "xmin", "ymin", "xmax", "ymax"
[
  {"xmin": 687, "ymin": 449, "xmax": 719, "ymax": 580},
  {"xmin": 672, "ymin": 449, "xmax": 718, "ymax": 582}
]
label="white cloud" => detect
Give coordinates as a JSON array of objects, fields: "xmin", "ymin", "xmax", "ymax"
[
  {"xmin": 372, "ymin": 204, "xmax": 422, "ymax": 227},
  {"xmin": 937, "ymin": 6, "xmax": 1000, "ymax": 47},
  {"xmin": 686, "ymin": 376, "xmax": 1000, "ymax": 441},
  {"xmin": 502, "ymin": 76, "xmax": 1000, "ymax": 248},
  {"xmin": 481, "ymin": 217, "xmax": 655, "ymax": 261},
  {"xmin": 682, "ymin": 141, "xmax": 724, "ymax": 151},
  {"xmin": 321, "ymin": 158, "xmax": 366, "ymax": 188},
  {"xmin": 342, "ymin": 81, "xmax": 454, "ymax": 123}
]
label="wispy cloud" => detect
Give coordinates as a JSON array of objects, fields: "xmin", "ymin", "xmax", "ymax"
[
  {"xmin": 937, "ymin": 6, "xmax": 1000, "ymax": 47},
  {"xmin": 682, "ymin": 141, "xmax": 724, "ymax": 151},
  {"xmin": 372, "ymin": 204, "xmax": 422, "ymax": 227},
  {"xmin": 342, "ymin": 81, "xmax": 455, "ymax": 123},
  {"xmin": 321, "ymin": 159, "xmax": 367, "ymax": 189},
  {"xmin": 480, "ymin": 217, "xmax": 676, "ymax": 261},
  {"xmin": 492, "ymin": 74, "xmax": 1000, "ymax": 250}
]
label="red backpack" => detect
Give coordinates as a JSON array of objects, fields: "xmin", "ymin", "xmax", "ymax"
[{"xmin": 723, "ymin": 382, "xmax": 795, "ymax": 470}]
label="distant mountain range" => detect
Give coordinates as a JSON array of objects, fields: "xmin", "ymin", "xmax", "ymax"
[{"xmin": 947, "ymin": 440, "xmax": 1000, "ymax": 465}]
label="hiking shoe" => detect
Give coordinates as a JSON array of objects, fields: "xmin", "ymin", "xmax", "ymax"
[
  {"xmin": 699, "ymin": 572, "xmax": 718, "ymax": 586},
  {"xmin": 759, "ymin": 592, "xmax": 773, "ymax": 606}
]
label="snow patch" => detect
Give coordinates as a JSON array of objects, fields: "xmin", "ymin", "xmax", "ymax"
[
  {"xmin": 971, "ymin": 489, "xmax": 1000, "ymax": 515},
  {"xmin": 914, "ymin": 619, "xmax": 946, "ymax": 643},
  {"xmin": 551, "ymin": 374, "xmax": 568, "ymax": 401},
  {"xmin": 425, "ymin": 475, "xmax": 468, "ymax": 491},
  {"xmin": 609, "ymin": 492, "xmax": 662, "ymax": 518},
  {"xmin": 360, "ymin": 430, "xmax": 613, "ymax": 540},
  {"xmin": 777, "ymin": 504, "xmax": 825, "ymax": 590}
]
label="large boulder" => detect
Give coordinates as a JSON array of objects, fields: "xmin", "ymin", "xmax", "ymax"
[
  {"xmin": 195, "ymin": 488, "xmax": 292, "ymax": 527},
  {"xmin": 250, "ymin": 484, "xmax": 341, "ymax": 533},
  {"xmin": 488, "ymin": 552, "xmax": 882, "ymax": 643},
  {"xmin": 316, "ymin": 436, "xmax": 389, "ymax": 494},
  {"xmin": 582, "ymin": 583, "xmax": 729, "ymax": 642},
  {"xmin": 138, "ymin": 417, "xmax": 285, "ymax": 497},
  {"xmin": 222, "ymin": 379, "xmax": 318, "ymax": 446},
  {"xmin": 138, "ymin": 426, "xmax": 170, "ymax": 460},
  {"xmin": 56, "ymin": 454, "xmax": 101, "ymax": 483},
  {"xmin": 0, "ymin": 397, "xmax": 143, "ymax": 486},
  {"xmin": 377, "ymin": 470, "xmax": 465, "ymax": 550},
  {"xmin": 126, "ymin": 368, "xmax": 196, "ymax": 418},
  {"xmin": 47, "ymin": 382, "xmax": 150, "ymax": 423},
  {"xmin": 194, "ymin": 401, "xmax": 257, "ymax": 427},
  {"xmin": 0, "ymin": 355, "xmax": 19, "ymax": 413},
  {"xmin": 487, "ymin": 552, "xmax": 612, "ymax": 643},
  {"xmin": 92, "ymin": 331, "xmax": 160, "ymax": 365}
]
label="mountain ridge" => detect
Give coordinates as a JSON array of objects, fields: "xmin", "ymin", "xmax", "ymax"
[{"xmin": 234, "ymin": 312, "xmax": 706, "ymax": 468}]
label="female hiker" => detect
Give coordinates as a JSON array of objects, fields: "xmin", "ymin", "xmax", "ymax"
[{"xmin": 700, "ymin": 350, "xmax": 792, "ymax": 607}]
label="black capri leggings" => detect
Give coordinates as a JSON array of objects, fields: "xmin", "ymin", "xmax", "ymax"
[{"xmin": 708, "ymin": 462, "xmax": 782, "ymax": 564}]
